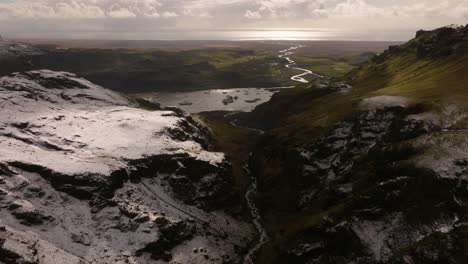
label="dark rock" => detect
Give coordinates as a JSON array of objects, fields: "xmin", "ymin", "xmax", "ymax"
[
  {"xmin": 416, "ymin": 29, "xmax": 429, "ymax": 38},
  {"xmin": 137, "ymin": 221, "xmax": 196, "ymax": 261},
  {"xmin": 264, "ymin": 104, "xmax": 467, "ymax": 263},
  {"xmin": 222, "ymin": 95, "xmax": 235, "ymax": 105},
  {"xmin": 9, "ymin": 207, "xmax": 54, "ymax": 226}
]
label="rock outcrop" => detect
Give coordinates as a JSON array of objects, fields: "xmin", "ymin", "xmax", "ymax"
[
  {"xmin": 373, "ymin": 24, "xmax": 468, "ymax": 62},
  {"xmin": 0, "ymin": 70, "xmax": 254, "ymax": 263}
]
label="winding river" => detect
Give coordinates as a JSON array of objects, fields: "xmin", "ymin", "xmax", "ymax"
[{"xmin": 279, "ymin": 45, "xmax": 323, "ymax": 83}]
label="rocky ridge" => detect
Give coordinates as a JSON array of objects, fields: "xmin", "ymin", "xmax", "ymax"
[
  {"xmin": 373, "ymin": 24, "xmax": 468, "ymax": 62},
  {"xmin": 0, "ymin": 70, "xmax": 254, "ymax": 263}
]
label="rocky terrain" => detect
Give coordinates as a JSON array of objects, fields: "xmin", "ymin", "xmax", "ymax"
[
  {"xmin": 216, "ymin": 25, "xmax": 468, "ymax": 264},
  {"xmin": 270, "ymin": 100, "xmax": 468, "ymax": 264},
  {"xmin": 0, "ymin": 70, "xmax": 255, "ymax": 263}
]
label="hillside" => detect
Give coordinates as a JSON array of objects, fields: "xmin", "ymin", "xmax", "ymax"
[
  {"xmin": 0, "ymin": 70, "xmax": 255, "ymax": 263},
  {"xmin": 224, "ymin": 25, "xmax": 468, "ymax": 263},
  {"xmin": 237, "ymin": 25, "xmax": 468, "ymax": 144}
]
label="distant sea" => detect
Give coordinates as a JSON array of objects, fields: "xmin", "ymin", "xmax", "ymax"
[{"xmin": 9, "ymin": 29, "xmax": 414, "ymax": 42}]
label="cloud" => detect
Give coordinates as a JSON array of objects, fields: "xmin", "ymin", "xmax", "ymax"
[
  {"xmin": 161, "ymin": 11, "xmax": 178, "ymax": 18},
  {"xmin": 244, "ymin": 10, "xmax": 262, "ymax": 19},
  {"xmin": 0, "ymin": 0, "xmax": 468, "ymax": 40},
  {"xmin": 332, "ymin": 0, "xmax": 388, "ymax": 17},
  {"xmin": 1, "ymin": 0, "xmax": 467, "ymax": 21},
  {"xmin": 107, "ymin": 8, "xmax": 137, "ymax": 19},
  {"xmin": 0, "ymin": 0, "xmax": 165, "ymax": 19},
  {"xmin": 243, "ymin": 0, "xmax": 468, "ymax": 20}
]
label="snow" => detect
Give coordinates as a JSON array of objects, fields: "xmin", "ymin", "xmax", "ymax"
[
  {"xmin": 352, "ymin": 213, "xmax": 461, "ymax": 262},
  {"xmin": 352, "ymin": 214, "xmax": 402, "ymax": 261},
  {"xmin": 411, "ymin": 131, "xmax": 468, "ymax": 179},
  {"xmin": 0, "ymin": 70, "xmax": 253, "ymax": 263},
  {"xmin": 0, "ymin": 70, "xmax": 225, "ymax": 177},
  {"xmin": 360, "ymin": 96, "xmax": 411, "ymax": 110}
]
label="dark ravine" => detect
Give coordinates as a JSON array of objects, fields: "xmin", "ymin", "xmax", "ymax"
[{"xmin": 243, "ymin": 164, "xmax": 269, "ymax": 264}]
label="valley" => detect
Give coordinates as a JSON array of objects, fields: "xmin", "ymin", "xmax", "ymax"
[{"xmin": 138, "ymin": 44, "xmax": 322, "ymax": 113}]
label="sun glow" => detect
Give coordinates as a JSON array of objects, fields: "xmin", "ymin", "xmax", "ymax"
[{"xmin": 239, "ymin": 29, "xmax": 334, "ymax": 40}]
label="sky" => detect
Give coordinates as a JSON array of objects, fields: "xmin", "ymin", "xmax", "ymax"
[{"xmin": 0, "ymin": 0, "xmax": 467, "ymax": 41}]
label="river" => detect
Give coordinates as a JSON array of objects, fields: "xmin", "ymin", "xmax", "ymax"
[{"xmin": 279, "ymin": 45, "xmax": 323, "ymax": 83}]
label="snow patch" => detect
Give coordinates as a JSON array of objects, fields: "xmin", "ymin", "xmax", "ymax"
[{"xmin": 360, "ymin": 96, "xmax": 411, "ymax": 110}]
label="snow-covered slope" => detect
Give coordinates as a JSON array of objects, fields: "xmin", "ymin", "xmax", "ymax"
[
  {"xmin": 0, "ymin": 70, "xmax": 224, "ymax": 176},
  {"xmin": 0, "ymin": 70, "xmax": 254, "ymax": 263}
]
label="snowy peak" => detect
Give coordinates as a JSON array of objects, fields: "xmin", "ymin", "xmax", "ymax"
[
  {"xmin": 0, "ymin": 70, "xmax": 252, "ymax": 263},
  {"xmin": 0, "ymin": 70, "xmax": 225, "ymax": 177}
]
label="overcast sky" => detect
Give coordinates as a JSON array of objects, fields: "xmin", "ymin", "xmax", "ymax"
[{"xmin": 0, "ymin": 0, "xmax": 467, "ymax": 40}]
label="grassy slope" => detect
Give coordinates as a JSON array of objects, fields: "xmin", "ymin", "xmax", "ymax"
[
  {"xmin": 352, "ymin": 43, "xmax": 468, "ymax": 104},
  {"xmin": 246, "ymin": 39, "xmax": 468, "ymax": 147}
]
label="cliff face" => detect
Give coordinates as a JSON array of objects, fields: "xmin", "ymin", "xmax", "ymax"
[{"xmin": 0, "ymin": 70, "xmax": 254, "ymax": 263}]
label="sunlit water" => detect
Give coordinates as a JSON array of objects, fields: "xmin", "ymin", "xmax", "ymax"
[{"xmin": 143, "ymin": 87, "xmax": 286, "ymax": 113}]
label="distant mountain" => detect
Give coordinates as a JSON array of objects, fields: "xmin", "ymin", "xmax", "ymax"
[
  {"xmin": 229, "ymin": 24, "xmax": 468, "ymax": 263},
  {"xmin": 0, "ymin": 37, "xmax": 43, "ymax": 58},
  {"xmin": 0, "ymin": 70, "xmax": 254, "ymax": 263}
]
